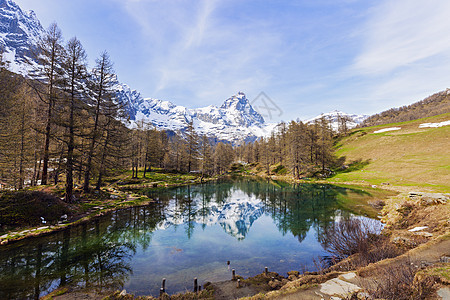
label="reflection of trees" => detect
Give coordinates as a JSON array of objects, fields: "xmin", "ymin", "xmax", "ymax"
[
  {"xmin": 0, "ymin": 204, "xmax": 166, "ymax": 299},
  {"xmin": 146, "ymin": 179, "xmax": 362, "ymax": 244},
  {"xmin": 0, "ymin": 179, "xmax": 374, "ymax": 298},
  {"xmin": 228, "ymin": 179, "xmax": 356, "ymax": 243}
]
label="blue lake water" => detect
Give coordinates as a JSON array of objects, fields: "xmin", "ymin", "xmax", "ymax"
[{"xmin": 0, "ymin": 178, "xmax": 381, "ymax": 299}]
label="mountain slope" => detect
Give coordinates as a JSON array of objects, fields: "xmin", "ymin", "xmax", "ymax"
[
  {"xmin": 132, "ymin": 91, "xmax": 277, "ymax": 144},
  {"xmin": 0, "ymin": 0, "xmax": 276, "ymax": 144},
  {"xmin": 306, "ymin": 110, "xmax": 369, "ymax": 131},
  {"xmin": 0, "ymin": 0, "xmax": 43, "ymax": 73},
  {"xmin": 331, "ymin": 113, "xmax": 450, "ymax": 192},
  {"xmin": 362, "ymin": 89, "xmax": 450, "ymax": 127}
]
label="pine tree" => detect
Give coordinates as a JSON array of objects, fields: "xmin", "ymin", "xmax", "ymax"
[
  {"xmin": 185, "ymin": 121, "xmax": 199, "ymax": 173},
  {"xmin": 62, "ymin": 37, "xmax": 87, "ymax": 202},
  {"xmin": 94, "ymin": 92, "xmax": 127, "ymax": 190},
  {"xmin": 0, "ymin": 59, "xmax": 36, "ymax": 189},
  {"xmin": 32, "ymin": 23, "xmax": 65, "ymax": 185},
  {"xmin": 337, "ymin": 114, "xmax": 352, "ymax": 136},
  {"xmin": 83, "ymin": 51, "xmax": 115, "ymax": 192},
  {"xmin": 276, "ymin": 122, "xmax": 287, "ymax": 166},
  {"xmin": 317, "ymin": 116, "xmax": 333, "ymax": 174},
  {"xmin": 287, "ymin": 121, "xmax": 307, "ymax": 179},
  {"xmin": 199, "ymin": 135, "xmax": 213, "ymax": 176},
  {"xmin": 214, "ymin": 142, "xmax": 234, "ymax": 174},
  {"xmin": 260, "ymin": 139, "xmax": 270, "ymax": 175}
]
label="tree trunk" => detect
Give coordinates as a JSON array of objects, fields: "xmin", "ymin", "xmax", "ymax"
[
  {"xmin": 96, "ymin": 130, "xmax": 109, "ymax": 190},
  {"xmin": 83, "ymin": 63, "xmax": 104, "ymax": 192},
  {"xmin": 18, "ymin": 105, "xmax": 26, "ymax": 189},
  {"xmin": 65, "ymin": 67, "xmax": 76, "ymax": 203},
  {"xmin": 41, "ymin": 103, "xmax": 52, "ymax": 185}
]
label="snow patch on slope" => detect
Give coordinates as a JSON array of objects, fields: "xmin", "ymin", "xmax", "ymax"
[
  {"xmin": 419, "ymin": 120, "xmax": 450, "ymax": 128},
  {"xmin": 373, "ymin": 127, "xmax": 401, "ymax": 133}
]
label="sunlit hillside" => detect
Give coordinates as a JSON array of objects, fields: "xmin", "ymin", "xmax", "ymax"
[{"xmin": 331, "ymin": 113, "xmax": 450, "ymax": 192}]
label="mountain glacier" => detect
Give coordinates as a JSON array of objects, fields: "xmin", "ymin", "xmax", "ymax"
[
  {"xmin": 0, "ymin": 0, "xmax": 276, "ymax": 143},
  {"xmin": 0, "ymin": 0, "xmax": 367, "ymax": 143},
  {"xmin": 130, "ymin": 92, "xmax": 278, "ymax": 144},
  {"xmin": 0, "ymin": 0, "xmax": 43, "ymax": 73}
]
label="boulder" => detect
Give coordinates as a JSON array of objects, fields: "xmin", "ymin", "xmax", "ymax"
[
  {"xmin": 268, "ymin": 280, "xmax": 283, "ymax": 290},
  {"xmin": 419, "ymin": 193, "xmax": 449, "ymax": 206},
  {"xmin": 440, "ymin": 256, "xmax": 450, "ymax": 263}
]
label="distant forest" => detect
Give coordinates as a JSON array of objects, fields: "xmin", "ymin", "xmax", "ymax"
[
  {"xmin": 362, "ymin": 90, "xmax": 450, "ymax": 127},
  {"xmin": 0, "ymin": 22, "xmax": 341, "ymax": 201},
  {"xmin": 7, "ymin": 21, "xmax": 450, "ymax": 200},
  {"xmin": 0, "ymin": 23, "xmax": 237, "ymax": 200}
]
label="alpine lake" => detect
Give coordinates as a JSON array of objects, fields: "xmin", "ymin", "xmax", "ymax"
[{"xmin": 0, "ymin": 178, "xmax": 389, "ymax": 299}]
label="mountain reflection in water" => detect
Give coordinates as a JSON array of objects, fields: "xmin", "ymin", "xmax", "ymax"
[{"xmin": 0, "ymin": 178, "xmax": 379, "ymax": 299}]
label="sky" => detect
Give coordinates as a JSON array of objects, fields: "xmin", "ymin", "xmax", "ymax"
[{"xmin": 13, "ymin": 0, "xmax": 450, "ymax": 122}]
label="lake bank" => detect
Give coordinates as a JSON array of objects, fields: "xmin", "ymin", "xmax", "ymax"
[
  {"xmin": 0, "ymin": 170, "xmax": 217, "ymax": 245},
  {"xmin": 0, "ymin": 178, "xmax": 392, "ymax": 299},
  {"xmin": 1, "ymin": 172, "xmax": 448, "ymax": 300}
]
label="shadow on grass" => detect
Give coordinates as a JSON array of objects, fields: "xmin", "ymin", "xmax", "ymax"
[
  {"xmin": 333, "ymin": 158, "xmax": 371, "ymax": 175},
  {"xmin": 334, "ymin": 130, "xmax": 367, "ymax": 150}
]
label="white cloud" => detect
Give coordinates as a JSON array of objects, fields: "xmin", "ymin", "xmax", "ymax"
[
  {"xmin": 335, "ymin": 0, "xmax": 450, "ymax": 115},
  {"xmin": 353, "ymin": 0, "xmax": 450, "ymax": 75},
  {"xmin": 14, "ymin": 0, "xmax": 450, "ymax": 119},
  {"xmin": 118, "ymin": 0, "xmax": 284, "ymax": 106}
]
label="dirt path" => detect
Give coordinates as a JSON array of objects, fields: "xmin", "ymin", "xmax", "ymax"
[
  {"xmin": 212, "ymin": 281, "xmax": 263, "ymax": 299},
  {"xmin": 358, "ymin": 234, "xmax": 450, "ymax": 278}
]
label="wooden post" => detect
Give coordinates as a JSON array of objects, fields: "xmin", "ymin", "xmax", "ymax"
[
  {"xmin": 265, "ymin": 267, "xmax": 268, "ymax": 275},
  {"xmin": 162, "ymin": 278, "xmax": 166, "ymax": 293},
  {"xmin": 237, "ymin": 279, "xmax": 241, "ymax": 288},
  {"xmin": 232, "ymin": 269, "xmax": 236, "ymax": 280},
  {"xmin": 194, "ymin": 278, "xmax": 198, "ymax": 292}
]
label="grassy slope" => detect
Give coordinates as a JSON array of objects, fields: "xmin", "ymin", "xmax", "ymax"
[{"xmin": 330, "ymin": 113, "xmax": 450, "ymax": 192}]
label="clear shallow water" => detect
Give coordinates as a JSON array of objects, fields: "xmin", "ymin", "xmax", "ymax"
[{"xmin": 0, "ymin": 179, "xmax": 380, "ymax": 299}]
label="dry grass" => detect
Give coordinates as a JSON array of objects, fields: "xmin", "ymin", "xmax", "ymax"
[
  {"xmin": 362, "ymin": 261, "xmax": 438, "ymax": 300},
  {"xmin": 103, "ymin": 288, "xmax": 214, "ymax": 300},
  {"xmin": 381, "ymin": 192, "xmax": 450, "ymax": 237},
  {"xmin": 320, "ymin": 218, "xmax": 402, "ymax": 272}
]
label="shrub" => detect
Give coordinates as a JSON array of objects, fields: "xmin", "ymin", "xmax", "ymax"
[
  {"xmin": 272, "ymin": 164, "xmax": 288, "ymax": 175},
  {"xmin": 0, "ymin": 191, "xmax": 71, "ymax": 229},
  {"xmin": 322, "ymin": 218, "xmax": 380, "ymax": 258},
  {"xmin": 321, "ymin": 217, "xmax": 401, "ymax": 268},
  {"xmin": 366, "ymin": 261, "xmax": 437, "ymax": 300}
]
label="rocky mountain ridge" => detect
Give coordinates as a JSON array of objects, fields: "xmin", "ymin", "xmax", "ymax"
[{"xmin": 0, "ymin": 0, "xmax": 368, "ymax": 144}]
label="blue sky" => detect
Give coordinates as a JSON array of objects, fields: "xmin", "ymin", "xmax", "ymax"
[{"xmin": 14, "ymin": 0, "xmax": 450, "ymax": 122}]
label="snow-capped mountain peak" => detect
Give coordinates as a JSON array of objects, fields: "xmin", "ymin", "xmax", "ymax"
[
  {"xmin": 0, "ymin": 0, "xmax": 43, "ymax": 73},
  {"xmin": 218, "ymin": 91, "xmax": 265, "ymax": 126},
  {"xmin": 0, "ymin": 0, "xmax": 369, "ymax": 143},
  {"xmin": 221, "ymin": 91, "xmax": 250, "ymax": 110},
  {"xmin": 306, "ymin": 110, "xmax": 369, "ymax": 131},
  {"xmin": 130, "ymin": 91, "xmax": 275, "ymax": 144}
]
